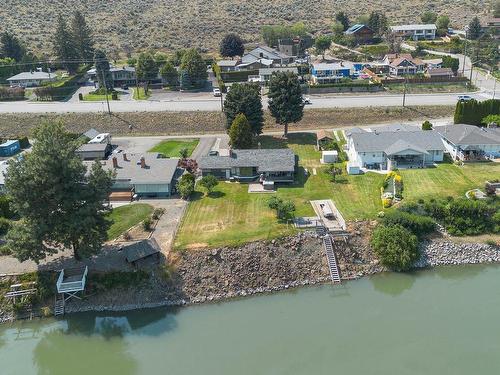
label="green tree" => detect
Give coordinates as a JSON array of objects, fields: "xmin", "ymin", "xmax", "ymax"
[
  {"xmin": 441, "ymin": 55, "xmax": 459, "ymax": 74},
  {"xmin": 468, "ymin": 17, "xmax": 482, "ymax": 40},
  {"xmin": 421, "ymin": 120, "xmax": 433, "ymax": 130},
  {"xmin": 154, "ymin": 51, "xmax": 169, "ymax": 67},
  {"xmin": 0, "ymin": 32, "xmax": 25, "ymax": 62},
  {"xmin": 421, "ymin": 11, "xmax": 437, "ymax": 24},
  {"xmin": 314, "ymin": 35, "xmax": 332, "ymax": 59},
  {"xmin": 160, "ymin": 61, "xmax": 178, "ymax": 87},
  {"xmin": 436, "ymin": 15, "xmax": 450, "ymax": 35},
  {"xmin": 94, "ymin": 49, "xmax": 113, "ymax": 91},
  {"xmin": 495, "ymin": 0, "xmax": 500, "ymax": 17},
  {"xmin": 53, "ymin": 15, "xmax": 80, "ymax": 73},
  {"xmin": 482, "ymin": 114, "xmax": 500, "ymax": 126},
  {"xmin": 335, "ymin": 12, "xmax": 350, "ymax": 31},
  {"xmin": 198, "ymin": 175, "xmax": 219, "ymax": 196},
  {"xmin": 224, "ymin": 83, "xmax": 264, "ymax": 135},
  {"xmin": 177, "ymin": 173, "xmax": 195, "ymax": 199},
  {"xmin": 136, "ymin": 52, "xmax": 158, "ymax": 92},
  {"xmin": 180, "ymin": 48, "xmax": 208, "ymax": 88},
  {"xmin": 4, "ymin": 121, "xmax": 112, "ymax": 262},
  {"xmin": 268, "ymin": 71, "xmax": 304, "ymax": 137},
  {"xmin": 267, "ymin": 196, "xmax": 296, "ymax": 220},
  {"xmin": 368, "ymin": 12, "xmax": 388, "ymax": 36},
  {"xmin": 327, "ymin": 164, "xmax": 343, "ymax": 182},
  {"xmin": 371, "ymin": 224, "xmax": 419, "ymax": 271},
  {"xmin": 71, "ymin": 11, "xmax": 94, "ymax": 61},
  {"xmin": 331, "ymin": 21, "xmax": 345, "ymax": 36},
  {"xmin": 228, "ymin": 113, "xmax": 253, "ymax": 149},
  {"xmin": 220, "ymin": 33, "xmax": 245, "ymax": 58},
  {"xmin": 179, "ymin": 147, "xmax": 189, "ymax": 159}
]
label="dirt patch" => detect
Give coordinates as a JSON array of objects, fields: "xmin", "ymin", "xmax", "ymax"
[{"xmin": 0, "ymin": 106, "xmax": 454, "ymax": 137}]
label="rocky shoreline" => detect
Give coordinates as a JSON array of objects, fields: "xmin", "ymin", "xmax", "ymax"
[{"xmin": 2, "ymin": 227, "xmax": 499, "ymax": 321}]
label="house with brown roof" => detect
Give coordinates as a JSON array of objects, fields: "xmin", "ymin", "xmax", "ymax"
[
  {"xmin": 382, "ymin": 54, "xmax": 424, "ymax": 76},
  {"xmin": 425, "ymin": 67, "xmax": 454, "ymax": 78}
]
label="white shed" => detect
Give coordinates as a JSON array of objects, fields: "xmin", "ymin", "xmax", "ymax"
[
  {"xmin": 347, "ymin": 161, "xmax": 361, "ymax": 175},
  {"xmin": 321, "ymin": 150, "xmax": 338, "ymax": 164}
]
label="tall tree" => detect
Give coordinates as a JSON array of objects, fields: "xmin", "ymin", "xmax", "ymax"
[
  {"xmin": 335, "ymin": 12, "xmax": 350, "ymax": 31},
  {"xmin": 224, "ymin": 83, "xmax": 264, "ymax": 135},
  {"xmin": 467, "ymin": 17, "xmax": 482, "ymax": 40},
  {"xmin": 228, "ymin": 113, "xmax": 253, "ymax": 149},
  {"xmin": 0, "ymin": 32, "xmax": 25, "ymax": 62},
  {"xmin": 368, "ymin": 12, "xmax": 388, "ymax": 36},
  {"xmin": 53, "ymin": 15, "xmax": 80, "ymax": 73},
  {"xmin": 160, "ymin": 61, "xmax": 178, "ymax": 87},
  {"xmin": 421, "ymin": 11, "xmax": 438, "ymax": 24},
  {"xmin": 220, "ymin": 33, "xmax": 245, "ymax": 58},
  {"xmin": 179, "ymin": 48, "xmax": 207, "ymax": 88},
  {"xmin": 94, "ymin": 49, "xmax": 113, "ymax": 91},
  {"xmin": 71, "ymin": 11, "xmax": 94, "ymax": 61},
  {"xmin": 268, "ymin": 71, "xmax": 304, "ymax": 137},
  {"xmin": 5, "ymin": 121, "xmax": 112, "ymax": 262},
  {"xmin": 442, "ymin": 55, "xmax": 459, "ymax": 74},
  {"xmin": 136, "ymin": 52, "xmax": 158, "ymax": 91},
  {"xmin": 314, "ymin": 35, "xmax": 332, "ymax": 59},
  {"xmin": 436, "ymin": 15, "xmax": 450, "ymax": 34}
]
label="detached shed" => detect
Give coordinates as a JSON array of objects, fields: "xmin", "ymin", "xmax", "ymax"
[
  {"xmin": 317, "ymin": 130, "xmax": 335, "ymax": 150},
  {"xmin": 123, "ymin": 238, "xmax": 161, "ymax": 266},
  {"xmin": 321, "ymin": 150, "xmax": 338, "ymax": 164}
]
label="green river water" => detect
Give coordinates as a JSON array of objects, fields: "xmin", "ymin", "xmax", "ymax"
[{"xmin": 1, "ymin": 264, "xmax": 500, "ymax": 375}]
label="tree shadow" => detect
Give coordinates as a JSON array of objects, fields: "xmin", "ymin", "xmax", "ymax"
[
  {"xmin": 208, "ymin": 191, "xmax": 225, "ymax": 199},
  {"xmin": 188, "ymin": 191, "xmax": 204, "ymax": 201},
  {"xmin": 370, "ymin": 271, "xmax": 417, "ymax": 296}
]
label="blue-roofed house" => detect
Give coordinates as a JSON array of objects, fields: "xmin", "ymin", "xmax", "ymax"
[
  {"xmin": 344, "ymin": 24, "xmax": 374, "ymax": 44},
  {"xmin": 311, "ymin": 63, "xmax": 351, "ymax": 84}
]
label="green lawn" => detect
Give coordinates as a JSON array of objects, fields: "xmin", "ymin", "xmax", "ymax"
[
  {"xmin": 133, "ymin": 87, "xmax": 151, "ymax": 100},
  {"xmin": 83, "ymin": 93, "xmax": 119, "ymax": 101},
  {"xmin": 174, "ymin": 133, "xmax": 500, "ymax": 249},
  {"xmin": 106, "ymin": 203, "xmax": 153, "ymax": 240},
  {"xmin": 149, "ymin": 139, "xmax": 199, "ymax": 157}
]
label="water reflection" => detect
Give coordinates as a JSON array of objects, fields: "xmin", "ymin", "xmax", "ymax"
[
  {"xmin": 435, "ymin": 264, "xmax": 490, "ymax": 281},
  {"xmin": 370, "ymin": 271, "xmax": 416, "ymax": 296}
]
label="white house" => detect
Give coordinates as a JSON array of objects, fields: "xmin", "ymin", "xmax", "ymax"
[
  {"xmin": 87, "ymin": 66, "xmax": 136, "ymax": 87},
  {"xmin": 434, "ymin": 124, "xmax": 500, "ymax": 161},
  {"xmin": 242, "ymin": 46, "xmax": 294, "ymax": 66},
  {"xmin": 253, "ymin": 67, "xmax": 299, "ymax": 83},
  {"xmin": 390, "ymin": 24, "xmax": 437, "ymax": 40},
  {"xmin": 7, "ymin": 71, "xmax": 56, "ymax": 87},
  {"xmin": 346, "ymin": 130, "xmax": 445, "ymax": 173}
]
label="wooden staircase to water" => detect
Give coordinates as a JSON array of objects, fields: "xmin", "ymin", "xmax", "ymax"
[
  {"xmin": 321, "ymin": 232, "xmax": 342, "ymax": 284},
  {"xmin": 54, "ymin": 295, "xmax": 65, "ymax": 316}
]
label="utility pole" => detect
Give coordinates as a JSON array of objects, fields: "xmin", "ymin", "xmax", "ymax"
[
  {"xmin": 402, "ymin": 76, "xmax": 407, "ymax": 108},
  {"xmin": 220, "ymin": 92, "xmax": 224, "ymax": 112},
  {"xmin": 493, "ymin": 78, "xmax": 497, "ymax": 100},
  {"xmin": 462, "ymin": 37, "xmax": 467, "ymax": 76},
  {"xmin": 101, "ymin": 69, "xmax": 111, "ymax": 116}
]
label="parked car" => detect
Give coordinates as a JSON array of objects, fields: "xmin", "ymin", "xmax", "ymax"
[
  {"xmin": 458, "ymin": 95, "xmax": 473, "ymax": 102},
  {"xmin": 303, "ymin": 97, "xmax": 312, "ymax": 105},
  {"xmin": 213, "ymin": 88, "xmax": 221, "ymax": 97}
]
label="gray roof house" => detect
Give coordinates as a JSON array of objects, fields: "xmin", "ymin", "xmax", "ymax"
[
  {"xmin": 198, "ymin": 149, "xmax": 296, "ymax": 182},
  {"xmin": 91, "ymin": 152, "xmax": 182, "ymax": 199},
  {"xmin": 434, "ymin": 124, "xmax": 500, "ymax": 161},
  {"xmin": 347, "ymin": 130, "xmax": 445, "ymax": 173},
  {"xmin": 7, "ymin": 71, "xmax": 56, "ymax": 87},
  {"xmin": 242, "ymin": 46, "xmax": 294, "ymax": 66}
]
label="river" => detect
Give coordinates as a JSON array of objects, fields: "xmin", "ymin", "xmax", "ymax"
[{"xmin": 1, "ymin": 264, "xmax": 500, "ymax": 375}]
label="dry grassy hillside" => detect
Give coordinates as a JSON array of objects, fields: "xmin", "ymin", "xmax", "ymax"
[{"xmin": 0, "ymin": 0, "xmax": 491, "ymax": 55}]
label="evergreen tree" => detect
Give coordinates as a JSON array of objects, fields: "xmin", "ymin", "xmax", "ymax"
[
  {"xmin": 420, "ymin": 11, "xmax": 437, "ymax": 24},
  {"xmin": 160, "ymin": 61, "xmax": 178, "ymax": 87},
  {"xmin": 71, "ymin": 11, "xmax": 94, "ymax": 61},
  {"xmin": 368, "ymin": 12, "xmax": 388, "ymax": 36},
  {"xmin": 180, "ymin": 48, "xmax": 208, "ymax": 88},
  {"xmin": 442, "ymin": 55, "xmax": 459, "ymax": 74},
  {"xmin": 314, "ymin": 35, "xmax": 332, "ymax": 59},
  {"xmin": 53, "ymin": 15, "xmax": 80, "ymax": 73},
  {"xmin": 0, "ymin": 32, "xmax": 25, "ymax": 62},
  {"xmin": 223, "ymin": 83, "xmax": 264, "ymax": 135},
  {"xmin": 268, "ymin": 71, "xmax": 304, "ymax": 137},
  {"xmin": 94, "ymin": 49, "xmax": 113, "ymax": 91},
  {"xmin": 335, "ymin": 12, "xmax": 350, "ymax": 31},
  {"xmin": 220, "ymin": 33, "xmax": 245, "ymax": 58},
  {"xmin": 228, "ymin": 113, "xmax": 253, "ymax": 149},
  {"xmin": 421, "ymin": 121, "xmax": 433, "ymax": 130},
  {"xmin": 436, "ymin": 15, "xmax": 450, "ymax": 35},
  {"xmin": 5, "ymin": 121, "xmax": 112, "ymax": 262},
  {"xmin": 467, "ymin": 17, "xmax": 482, "ymax": 40}
]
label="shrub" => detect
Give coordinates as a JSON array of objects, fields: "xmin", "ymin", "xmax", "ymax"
[
  {"xmin": 381, "ymin": 210, "xmax": 436, "ymax": 237},
  {"xmin": 142, "ymin": 217, "xmax": 152, "ymax": 231},
  {"xmin": 445, "ymin": 199, "xmax": 495, "ymax": 236},
  {"xmin": 177, "ymin": 173, "xmax": 195, "ymax": 199},
  {"xmin": 267, "ymin": 196, "xmax": 296, "ymax": 220},
  {"xmin": 371, "ymin": 224, "xmax": 419, "ymax": 271},
  {"xmin": 198, "ymin": 174, "xmax": 219, "ymax": 195},
  {"xmin": 0, "ymin": 195, "xmax": 15, "ymax": 219},
  {"xmin": 152, "ymin": 208, "xmax": 165, "ymax": 220},
  {"xmin": 0, "ymin": 217, "xmax": 12, "ymax": 235}
]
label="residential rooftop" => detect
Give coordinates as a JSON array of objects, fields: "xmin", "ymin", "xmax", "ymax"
[
  {"xmin": 198, "ymin": 149, "xmax": 296, "ymax": 172},
  {"xmin": 7, "ymin": 71, "xmax": 54, "ymax": 81},
  {"xmin": 434, "ymin": 124, "xmax": 500, "ymax": 145},
  {"xmin": 390, "ymin": 24, "xmax": 437, "ymax": 31},
  {"xmin": 350, "ymin": 130, "xmax": 445, "ymax": 153}
]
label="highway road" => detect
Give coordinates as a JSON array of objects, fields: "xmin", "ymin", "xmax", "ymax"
[{"xmin": 0, "ymin": 91, "xmax": 492, "ymax": 114}]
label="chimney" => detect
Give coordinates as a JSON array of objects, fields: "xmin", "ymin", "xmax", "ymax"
[
  {"xmin": 123, "ymin": 153, "xmax": 128, "ymax": 161},
  {"xmin": 112, "ymin": 156, "xmax": 118, "ymax": 168},
  {"xmin": 140, "ymin": 156, "xmax": 146, "ymax": 168}
]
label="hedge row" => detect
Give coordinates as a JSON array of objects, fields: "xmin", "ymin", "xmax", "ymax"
[
  {"xmin": 0, "ymin": 86, "xmax": 25, "ymax": 101},
  {"xmin": 454, "ymin": 99, "xmax": 500, "ymax": 125}
]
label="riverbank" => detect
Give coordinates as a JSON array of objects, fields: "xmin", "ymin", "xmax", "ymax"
[{"xmin": 1, "ymin": 225, "xmax": 499, "ymax": 321}]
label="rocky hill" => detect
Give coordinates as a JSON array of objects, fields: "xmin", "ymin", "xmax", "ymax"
[{"xmin": 0, "ymin": 0, "xmax": 490, "ymax": 55}]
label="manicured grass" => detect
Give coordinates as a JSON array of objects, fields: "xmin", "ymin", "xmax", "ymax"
[
  {"xmin": 83, "ymin": 93, "xmax": 119, "ymax": 101},
  {"xmin": 175, "ymin": 132, "xmax": 500, "ymax": 249},
  {"xmin": 133, "ymin": 87, "xmax": 151, "ymax": 100},
  {"xmin": 106, "ymin": 203, "xmax": 153, "ymax": 240},
  {"xmin": 149, "ymin": 139, "xmax": 199, "ymax": 157}
]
